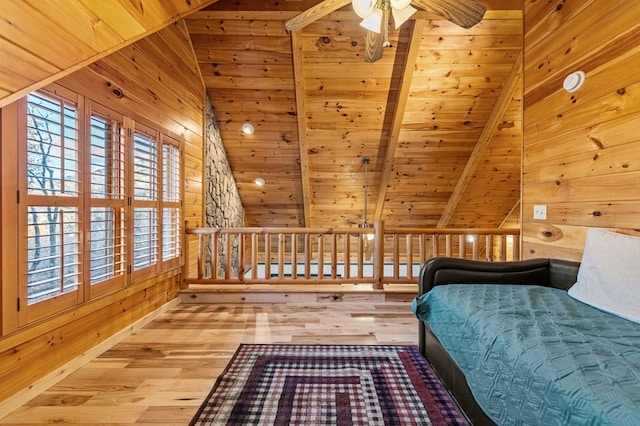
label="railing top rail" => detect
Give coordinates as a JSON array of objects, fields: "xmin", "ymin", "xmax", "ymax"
[
  {"xmin": 185, "ymin": 226, "xmax": 519, "ymax": 235},
  {"xmin": 383, "ymin": 227, "xmax": 519, "ymax": 235},
  {"xmin": 185, "ymin": 227, "xmax": 367, "ymax": 235}
]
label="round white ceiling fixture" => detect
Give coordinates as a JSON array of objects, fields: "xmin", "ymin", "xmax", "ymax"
[
  {"xmin": 254, "ymin": 177, "xmax": 265, "ymax": 186},
  {"xmin": 241, "ymin": 122, "xmax": 255, "ymax": 135},
  {"xmin": 563, "ymin": 71, "xmax": 586, "ymax": 93}
]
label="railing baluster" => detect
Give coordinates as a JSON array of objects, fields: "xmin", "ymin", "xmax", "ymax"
[
  {"xmin": 278, "ymin": 233, "xmax": 285, "ymax": 279},
  {"xmin": 238, "ymin": 234, "xmax": 244, "ymax": 281},
  {"xmin": 265, "ymin": 233, "xmax": 270, "ymax": 280},
  {"xmin": 393, "ymin": 234, "xmax": 399, "ymax": 279},
  {"xmin": 182, "ymin": 226, "xmax": 190, "ymax": 289},
  {"xmin": 331, "ymin": 233, "xmax": 337, "ymax": 279},
  {"xmin": 211, "ymin": 233, "xmax": 218, "ymax": 279},
  {"xmin": 197, "ymin": 234, "xmax": 203, "ymax": 279},
  {"xmin": 357, "ymin": 234, "xmax": 363, "ymax": 279},
  {"xmin": 291, "ymin": 233, "xmax": 298, "ymax": 280},
  {"xmin": 344, "ymin": 233, "xmax": 351, "ymax": 279},
  {"xmin": 472, "ymin": 235, "xmax": 479, "ymax": 260},
  {"xmin": 224, "ymin": 233, "xmax": 231, "ymax": 279},
  {"xmin": 406, "ymin": 234, "xmax": 413, "ymax": 280},
  {"xmin": 304, "ymin": 233, "xmax": 311, "ymax": 279},
  {"xmin": 485, "ymin": 235, "xmax": 493, "ymax": 261},
  {"xmin": 251, "ymin": 233, "xmax": 258, "ymax": 280},
  {"xmin": 318, "ymin": 234, "xmax": 324, "ymax": 280},
  {"xmin": 372, "ymin": 220, "xmax": 384, "ymax": 289}
]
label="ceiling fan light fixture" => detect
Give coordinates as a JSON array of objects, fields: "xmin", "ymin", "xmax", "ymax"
[
  {"xmin": 391, "ymin": 4, "xmax": 416, "ymax": 29},
  {"xmin": 352, "ymin": 0, "xmax": 375, "ymax": 19},
  {"xmin": 359, "ymin": 8, "xmax": 383, "ymax": 33},
  {"xmin": 389, "ymin": 0, "xmax": 411, "ymax": 8}
]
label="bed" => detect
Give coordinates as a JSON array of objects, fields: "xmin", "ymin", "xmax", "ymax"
[{"xmin": 412, "ymin": 229, "xmax": 640, "ymax": 425}]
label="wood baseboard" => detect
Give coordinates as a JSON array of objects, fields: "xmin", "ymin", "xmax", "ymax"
[
  {"xmin": 0, "ymin": 298, "xmax": 179, "ymax": 419},
  {"xmin": 180, "ymin": 283, "xmax": 417, "ymax": 304}
]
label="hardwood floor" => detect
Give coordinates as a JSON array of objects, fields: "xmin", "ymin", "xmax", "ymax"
[{"xmin": 0, "ymin": 302, "xmax": 418, "ymax": 425}]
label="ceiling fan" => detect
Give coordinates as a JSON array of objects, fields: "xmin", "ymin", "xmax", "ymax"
[{"xmin": 285, "ymin": 0, "xmax": 487, "ymax": 62}]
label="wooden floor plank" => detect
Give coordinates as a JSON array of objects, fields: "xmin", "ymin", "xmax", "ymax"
[{"xmin": 0, "ymin": 302, "xmax": 417, "ymax": 424}]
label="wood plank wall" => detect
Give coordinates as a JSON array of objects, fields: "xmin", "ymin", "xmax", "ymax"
[
  {"xmin": 0, "ymin": 21, "xmax": 204, "ymax": 404},
  {"xmin": 522, "ymin": 0, "xmax": 640, "ymax": 260}
]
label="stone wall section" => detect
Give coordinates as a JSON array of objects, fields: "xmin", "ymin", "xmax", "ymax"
[{"xmin": 204, "ymin": 96, "xmax": 244, "ymax": 276}]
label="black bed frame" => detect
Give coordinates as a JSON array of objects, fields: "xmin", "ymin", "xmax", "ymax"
[{"xmin": 417, "ymin": 257, "xmax": 581, "ymax": 425}]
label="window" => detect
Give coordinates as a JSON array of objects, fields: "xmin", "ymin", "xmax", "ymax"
[
  {"xmin": 162, "ymin": 139, "xmax": 181, "ymax": 266},
  {"xmin": 8, "ymin": 87, "xmax": 184, "ymax": 327}
]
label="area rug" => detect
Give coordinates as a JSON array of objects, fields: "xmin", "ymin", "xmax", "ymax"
[{"xmin": 190, "ymin": 344, "xmax": 469, "ymax": 425}]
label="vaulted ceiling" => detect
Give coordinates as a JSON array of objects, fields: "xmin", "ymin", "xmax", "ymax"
[
  {"xmin": 0, "ymin": 0, "xmax": 523, "ymax": 231},
  {"xmin": 188, "ymin": 0, "xmax": 523, "ymax": 229}
]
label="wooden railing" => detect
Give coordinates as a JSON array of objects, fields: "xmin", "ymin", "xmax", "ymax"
[{"xmin": 183, "ymin": 221, "xmax": 520, "ymax": 289}]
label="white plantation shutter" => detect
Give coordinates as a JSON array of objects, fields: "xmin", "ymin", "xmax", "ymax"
[
  {"xmin": 20, "ymin": 89, "xmax": 83, "ymax": 322},
  {"xmin": 87, "ymin": 108, "xmax": 126, "ymax": 294},
  {"xmin": 26, "ymin": 206, "xmax": 81, "ymax": 304},
  {"xmin": 26, "ymin": 92, "xmax": 79, "ymax": 197},
  {"xmin": 162, "ymin": 141, "xmax": 181, "ymax": 265},
  {"xmin": 132, "ymin": 128, "xmax": 159, "ymax": 274}
]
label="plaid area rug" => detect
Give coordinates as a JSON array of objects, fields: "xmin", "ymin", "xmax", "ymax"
[{"xmin": 190, "ymin": 344, "xmax": 469, "ymax": 425}]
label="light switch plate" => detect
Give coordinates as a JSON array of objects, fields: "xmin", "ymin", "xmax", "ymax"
[{"xmin": 533, "ymin": 205, "xmax": 547, "ymax": 220}]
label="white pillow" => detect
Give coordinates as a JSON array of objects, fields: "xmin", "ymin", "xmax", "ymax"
[{"xmin": 568, "ymin": 228, "xmax": 640, "ymax": 324}]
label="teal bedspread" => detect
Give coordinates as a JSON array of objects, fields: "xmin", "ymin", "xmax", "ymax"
[{"xmin": 412, "ymin": 284, "xmax": 640, "ymax": 425}]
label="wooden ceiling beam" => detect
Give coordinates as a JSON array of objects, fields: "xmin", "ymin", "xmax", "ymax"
[
  {"xmin": 500, "ymin": 199, "xmax": 521, "ymax": 228},
  {"xmin": 187, "ymin": 10, "xmax": 300, "ymax": 20},
  {"xmin": 285, "ymin": 0, "xmax": 351, "ymax": 31},
  {"xmin": 291, "ymin": 30, "xmax": 312, "ymax": 226},
  {"xmin": 373, "ymin": 19, "xmax": 425, "ymax": 221},
  {"xmin": 437, "ymin": 51, "xmax": 523, "ymax": 228}
]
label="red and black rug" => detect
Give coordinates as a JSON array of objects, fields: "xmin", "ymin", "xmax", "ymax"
[{"xmin": 190, "ymin": 344, "xmax": 469, "ymax": 425}]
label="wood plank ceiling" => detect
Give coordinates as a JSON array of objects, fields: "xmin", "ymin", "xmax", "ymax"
[
  {"xmin": 0, "ymin": 0, "xmax": 218, "ymax": 108},
  {"xmin": 0, "ymin": 0, "xmax": 522, "ymax": 231},
  {"xmin": 187, "ymin": 0, "xmax": 523, "ymax": 229}
]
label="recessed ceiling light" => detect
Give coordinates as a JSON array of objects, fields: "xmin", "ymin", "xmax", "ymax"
[
  {"xmin": 254, "ymin": 177, "xmax": 265, "ymax": 186},
  {"xmin": 241, "ymin": 123, "xmax": 255, "ymax": 135}
]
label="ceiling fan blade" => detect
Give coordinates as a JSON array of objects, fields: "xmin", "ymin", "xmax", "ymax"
[
  {"xmin": 412, "ymin": 0, "xmax": 487, "ymax": 29},
  {"xmin": 285, "ymin": 0, "xmax": 352, "ymax": 31},
  {"xmin": 364, "ymin": 8, "xmax": 389, "ymax": 63}
]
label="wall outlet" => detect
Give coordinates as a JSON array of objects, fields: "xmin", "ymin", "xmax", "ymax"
[{"xmin": 533, "ymin": 204, "xmax": 547, "ymax": 220}]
